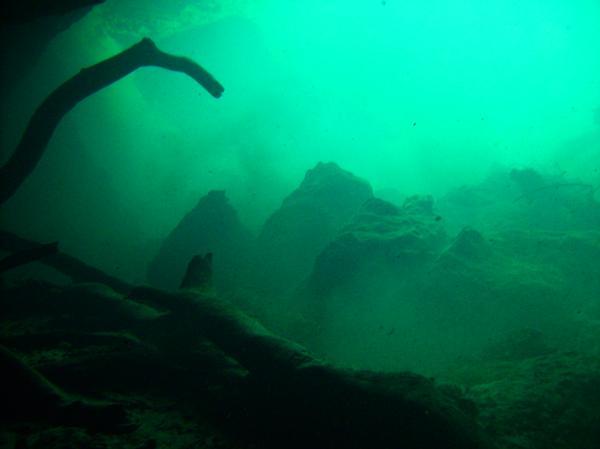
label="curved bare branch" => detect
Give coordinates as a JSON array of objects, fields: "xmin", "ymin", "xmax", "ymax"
[{"xmin": 0, "ymin": 37, "xmax": 223, "ymax": 205}]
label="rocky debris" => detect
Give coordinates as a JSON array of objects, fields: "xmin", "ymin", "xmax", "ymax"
[
  {"xmin": 256, "ymin": 162, "xmax": 373, "ymax": 292},
  {"xmin": 422, "ymin": 230, "xmax": 568, "ymax": 345},
  {"xmin": 437, "ymin": 168, "xmax": 600, "ymax": 234},
  {"xmin": 147, "ymin": 190, "xmax": 253, "ymax": 292},
  {"xmin": 444, "ymin": 227, "xmax": 493, "ymax": 262}
]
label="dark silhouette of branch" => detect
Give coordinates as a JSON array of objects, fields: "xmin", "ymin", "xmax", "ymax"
[
  {"xmin": 0, "ymin": 230, "xmax": 132, "ymax": 294},
  {"xmin": 0, "ymin": 240, "xmax": 58, "ymax": 273},
  {"xmin": 0, "ymin": 37, "xmax": 224, "ymax": 205}
]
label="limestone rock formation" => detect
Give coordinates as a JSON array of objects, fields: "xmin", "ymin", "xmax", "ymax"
[
  {"xmin": 256, "ymin": 162, "xmax": 373, "ymax": 292},
  {"xmin": 147, "ymin": 190, "xmax": 252, "ymax": 292},
  {"xmin": 437, "ymin": 168, "xmax": 600, "ymax": 235},
  {"xmin": 308, "ymin": 195, "xmax": 446, "ymax": 295}
]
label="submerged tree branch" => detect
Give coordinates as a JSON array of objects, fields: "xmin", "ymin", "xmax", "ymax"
[
  {"xmin": 0, "ymin": 230, "xmax": 132, "ymax": 294},
  {"xmin": 0, "ymin": 241, "xmax": 58, "ymax": 273},
  {"xmin": 0, "ymin": 37, "xmax": 224, "ymax": 205}
]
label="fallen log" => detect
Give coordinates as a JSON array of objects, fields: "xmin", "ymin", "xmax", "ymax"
[
  {"xmin": 0, "ymin": 37, "xmax": 223, "ymax": 205},
  {"xmin": 0, "ymin": 240, "xmax": 58, "ymax": 273},
  {"xmin": 0, "ymin": 236, "xmax": 493, "ymax": 448},
  {"xmin": 127, "ymin": 258, "xmax": 494, "ymax": 449},
  {"xmin": 0, "ymin": 230, "xmax": 133, "ymax": 294},
  {"xmin": 129, "ymin": 290, "xmax": 490, "ymax": 448}
]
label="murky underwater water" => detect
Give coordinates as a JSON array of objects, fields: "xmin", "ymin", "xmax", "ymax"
[{"xmin": 1, "ymin": 1, "xmax": 600, "ymax": 448}]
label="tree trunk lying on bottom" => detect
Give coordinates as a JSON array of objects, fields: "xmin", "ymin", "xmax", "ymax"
[
  {"xmin": 0, "ymin": 234, "xmax": 493, "ymax": 449},
  {"xmin": 130, "ymin": 286, "xmax": 492, "ymax": 449}
]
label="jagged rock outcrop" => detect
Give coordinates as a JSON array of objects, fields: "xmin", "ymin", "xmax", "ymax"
[
  {"xmin": 256, "ymin": 162, "xmax": 373, "ymax": 292},
  {"xmin": 147, "ymin": 190, "xmax": 252, "ymax": 291},
  {"xmin": 435, "ymin": 227, "xmax": 493, "ymax": 271}
]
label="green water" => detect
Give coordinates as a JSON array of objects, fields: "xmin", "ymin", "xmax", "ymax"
[
  {"xmin": 2, "ymin": 2, "xmax": 600, "ymax": 447},
  {"xmin": 2, "ymin": 0, "xmax": 600, "ymax": 364},
  {"xmin": 2, "ymin": 0, "xmax": 600, "ymax": 275}
]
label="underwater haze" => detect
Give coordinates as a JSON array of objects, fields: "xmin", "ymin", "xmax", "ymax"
[
  {"xmin": 2, "ymin": 1, "xmax": 600, "ymax": 448},
  {"xmin": 2, "ymin": 0, "xmax": 600, "ymax": 279}
]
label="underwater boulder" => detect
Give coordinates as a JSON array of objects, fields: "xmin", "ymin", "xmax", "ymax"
[
  {"xmin": 147, "ymin": 190, "xmax": 253, "ymax": 292},
  {"xmin": 509, "ymin": 167, "xmax": 546, "ymax": 195},
  {"xmin": 436, "ymin": 227, "xmax": 493, "ymax": 269},
  {"xmin": 256, "ymin": 162, "xmax": 373, "ymax": 292},
  {"xmin": 308, "ymin": 195, "xmax": 447, "ymax": 295}
]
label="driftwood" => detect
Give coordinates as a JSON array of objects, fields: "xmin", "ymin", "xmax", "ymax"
[{"xmin": 0, "ymin": 37, "xmax": 223, "ymax": 205}]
